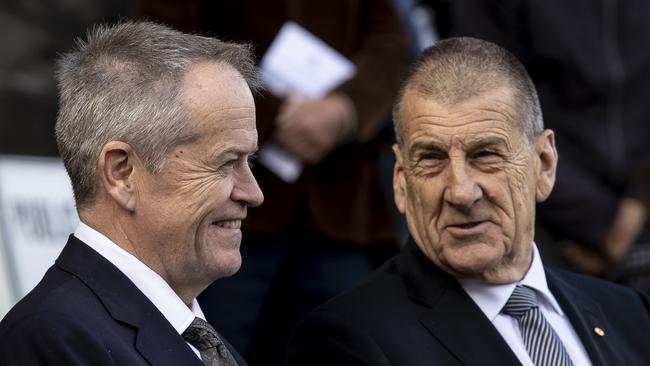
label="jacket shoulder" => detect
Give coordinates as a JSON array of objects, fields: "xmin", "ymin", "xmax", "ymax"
[
  {"xmin": 1, "ymin": 264, "xmax": 107, "ymax": 328},
  {"xmin": 549, "ymin": 267, "xmax": 650, "ymax": 307},
  {"xmin": 0, "ymin": 266, "xmax": 120, "ymax": 365}
]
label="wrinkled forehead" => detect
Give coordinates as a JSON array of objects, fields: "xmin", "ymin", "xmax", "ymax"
[{"xmin": 399, "ymin": 87, "xmax": 526, "ymax": 146}]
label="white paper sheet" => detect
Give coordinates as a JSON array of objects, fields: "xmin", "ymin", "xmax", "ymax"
[
  {"xmin": 258, "ymin": 22, "xmax": 357, "ymax": 182},
  {"xmin": 260, "ymin": 21, "xmax": 356, "ymax": 99}
]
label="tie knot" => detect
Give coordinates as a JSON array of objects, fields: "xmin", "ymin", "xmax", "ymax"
[
  {"xmin": 182, "ymin": 317, "xmax": 223, "ymax": 352},
  {"xmin": 502, "ymin": 285, "xmax": 538, "ymax": 317}
]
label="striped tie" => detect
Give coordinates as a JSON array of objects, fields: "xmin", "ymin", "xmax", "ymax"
[{"xmin": 502, "ymin": 285, "xmax": 573, "ymax": 366}]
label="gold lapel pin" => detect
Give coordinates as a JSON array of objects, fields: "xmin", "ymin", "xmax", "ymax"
[{"xmin": 594, "ymin": 327, "xmax": 605, "ymax": 337}]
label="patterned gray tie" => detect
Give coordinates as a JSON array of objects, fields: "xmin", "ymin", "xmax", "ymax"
[
  {"xmin": 182, "ymin": 317, "xmax": 238, "ymax": 366},
  {"xmin": 502, "ymin": 285, "xmax": 574, "ymax": 366}
]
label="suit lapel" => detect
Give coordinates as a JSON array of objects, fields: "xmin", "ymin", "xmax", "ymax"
[
  {"xmin": 398, "ymin": 239, "xmax": 521, "ymax": 366},
  {"xmin": 546, "ymin": 269, "xmax": 625, "ymax": 366},
  {"xmin": 134, "ymin": 311, "xmax": 205, "ymax": 366},
  {"xmin": 55, "ymin": 236, "xmax": 204, "ymax": 366}
]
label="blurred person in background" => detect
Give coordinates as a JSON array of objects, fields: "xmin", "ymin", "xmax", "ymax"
[
  {"xmin": 140, "ymin": 1, "xmax": 411, "ymax": 365},
  {"xmin": 431, "ymin": 0, "xmax": 650, "ymax": 292}
]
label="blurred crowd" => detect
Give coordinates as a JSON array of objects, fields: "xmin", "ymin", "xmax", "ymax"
[{"xmin": 1, "ymin": 1, "xmax": 649, "ymax": 365}]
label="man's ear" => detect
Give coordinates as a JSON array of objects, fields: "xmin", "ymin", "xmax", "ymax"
[
  {"xmin": 534, "ymin": 129, "xmax": 558, "ymax": 202},
  {"xmin": 98, "ymin": 141, "xmax": 138, "ymax": 212},
  {"xmin": 392, "ymin": 144, "xmax": 407, "ymax": 214}
]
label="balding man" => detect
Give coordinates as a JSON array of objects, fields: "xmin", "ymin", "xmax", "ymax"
[
  {"xmin": 287, "ymin": 38, "xmax": 650, "ymax": 365},
  {"xmin": 0, "ymin": 21, "xmax": 263, "ymax": 365}
]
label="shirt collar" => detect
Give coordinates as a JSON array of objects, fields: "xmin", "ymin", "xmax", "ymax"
[
  {"xmin": 457, "ymin": 243, "xmax": 564, "ymax": 321},
  {"xmin": 74, "ymin": 221, "xmax": 204, "ymax": 334}
]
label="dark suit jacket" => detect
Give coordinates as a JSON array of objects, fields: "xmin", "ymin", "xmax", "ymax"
[
  {"xmin": 0, "ymin": 236, "xmax": 247, "ymax": 365},
  {"xmin": 288, "ymin": 238, "xmax": 650, "ymax": 365}
]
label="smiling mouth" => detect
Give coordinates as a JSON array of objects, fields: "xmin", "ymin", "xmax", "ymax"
[{"xmin": 213, "ymin": 219, "xmax": 242, "ymax": 229}]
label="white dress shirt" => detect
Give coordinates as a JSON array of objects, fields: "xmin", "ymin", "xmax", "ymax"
[
  {"xmin": 74, "ymin": 222, "xmax": 203, "ymax": 358},
  {"xmin": 457, "ymin": 244, "xmax": 592, "ymax": 366}
]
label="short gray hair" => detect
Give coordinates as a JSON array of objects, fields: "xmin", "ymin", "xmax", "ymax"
[
  {"xmin": 393, "ymin": 37, "xmax": 543, "ymax": 146},
  {"xmin": 55, "ymin": 21, "xmax": 260, "ymax": 210}
]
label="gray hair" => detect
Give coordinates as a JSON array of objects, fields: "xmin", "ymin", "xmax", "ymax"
[
  {"xmin": 393, "ymin": 37, "xmax": 543, "ymax": 146},
  {"xmin": 55, "ymin": 21, "xmax": 260, "ymax": 210}
]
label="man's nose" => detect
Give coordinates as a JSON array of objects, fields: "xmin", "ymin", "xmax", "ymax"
[
  {"xmin": 232, "ymin": 164, "xmax": 264, "ymax": 207},
  {"xmin": 443, "ymin": 157, "xmax": 482, "ymax": 210}
]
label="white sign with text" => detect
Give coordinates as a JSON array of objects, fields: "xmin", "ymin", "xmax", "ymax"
[{"xmin": 0, "ymin": 156, "xmax": 78, "ymax": 303}]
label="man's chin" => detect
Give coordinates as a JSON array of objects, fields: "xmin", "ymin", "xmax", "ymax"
[
  {"xmin": 442, "ymin": 245, "xmax": 505, "ymax": 277},
  {"xmin": 447, "ymin": 257, "xmax": 529, "ymax": 284},
  {"xmin": 201, "ymin": 250, "xmax": 242, "ymax": 282},
  {"xmin": 225, "ymin": 252, "xmax": 244, "ymax": 274}
]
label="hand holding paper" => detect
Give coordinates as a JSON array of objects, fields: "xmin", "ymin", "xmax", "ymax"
[
  {"xmin": 257, "ymin": 22, "xmax": 357, "ymax": 181},
  {"xmin": 275, "ymin": 93, "xmax": 352, "ymax": 164}
]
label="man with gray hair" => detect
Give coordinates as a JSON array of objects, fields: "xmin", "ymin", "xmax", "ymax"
[
  {"xmin": 0, "ymin": 21, "xmax": 263, "ymax": 365},
  {"xmin": 288, "ymin": 38, "xmax": 650, "ymax": 365}
]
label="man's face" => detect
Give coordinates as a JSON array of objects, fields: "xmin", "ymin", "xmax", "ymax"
[
  {"xmin": 134, "ymin": 62, "xmax": 263, "ymax": 295},
  {"xmin": 393, "ymin": 87, "xmax": 556, "ymax": 283}
]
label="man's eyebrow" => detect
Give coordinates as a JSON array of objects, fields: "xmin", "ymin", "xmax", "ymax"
[
  {"xmin": 408, "ymin": 141, "xmax": 447, "ymax": 155},
  {"xmin": 219, "ymin": 146, "xmax": 259, "ymax": 158},
  {"xmin": 465, "ymin": 136, "xmax": 508, "ymax": 151},
  {"xmin": 203, "ymin": 146, "xmax": 258, "ymax": 164}
]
